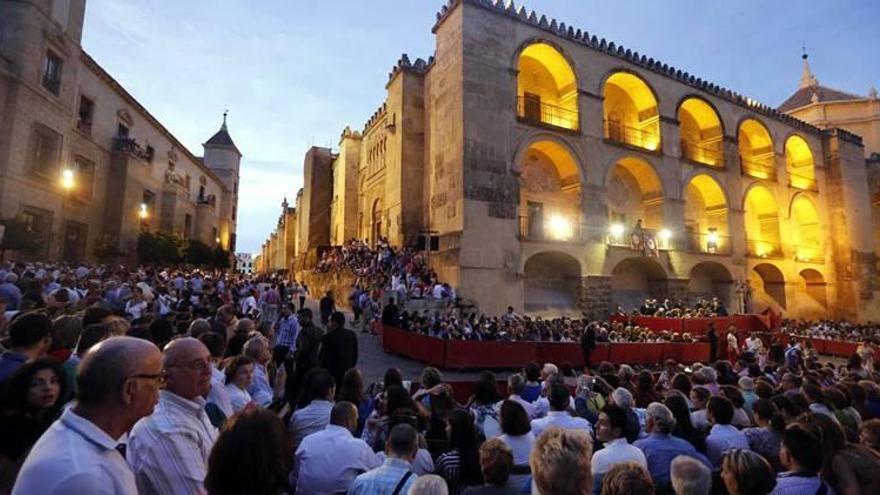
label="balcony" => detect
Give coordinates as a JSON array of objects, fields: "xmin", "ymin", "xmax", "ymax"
[
  {"xmin": 604, "ymin": 119, "xmax": 661, "ymax": 151},
  {"xmin": 788, "ymin": 170, "xmax": 818, "ymax": 192},
  {"xmin": 196, "ymin": 193, "xmax": 217, "ymax": 207},
  {"xmin": 606, "ymin": 226, "xmax": 672, "ymax": 252},
  {"xmin": 740, "ymin": 157, "xmax": 777, "ymax": 181},
  {"xmin": 680, "ymin": 139, "xmax": 723, "ymax": 167},
  {"xmin": 518, "ymin": 215, "xmax": 582, "ymax": 243},
  {"xmin": 685, "ymin": 232, "xmax": 732, "ymax": 255},
  {"xmin": 76, "ymin": 119, "xmax": 92, "ymax": 136},
  {"xmin": 794, "ymin": 244, "xmax": 824, "ymax": 263},
  {"xmin": 746, "ymin": 238, "xmax": 783, "ymax": 259},
  {"xmin": 112, "ymin": 137, "xmax": 153, "ymax": 162},
  {"xmin": 516, "ymin": 96, "xmax": 579, "ymax": 132}
]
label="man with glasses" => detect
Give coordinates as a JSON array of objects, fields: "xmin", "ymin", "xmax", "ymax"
[
  {"xmin": 127, "ymin": 337, "xmax": 219, "ymax": 495},
  {"xmin": 14, "ymin": 336, "xmax": 162, "ymax": 495}
]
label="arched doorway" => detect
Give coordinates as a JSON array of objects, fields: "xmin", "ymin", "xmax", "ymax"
[
  {"xmin": 606, "ymin": 157, "xmax": 664, "ymax": 244},
  {"xmin": 688, "ymin": 262, "xmax": 733, "ymax": 309},
  {"xmin": 785, "ymin": 135, "xmax": 816, "ymax": 191},
  {"xmin": 791, "ymin": 196, "xmax": 822, "ymax": 262},
  {"xmin": 517, "ymin": 43, "xmax": 579, "ymax": 130},
  {"xmin": 603, "ymin": 72, "xmax": 660, "ymax": 150},
  {"xmin": 743, "ymin": 186, "xmax": 782, "ymax": 258},
  {"xmin": 610, "ymin": 257, "xmax": 668, "ymax": 311},
  {"xmin": 800, "ymin": 269, "xmax": 827, "ymax": 309},
  {"xmin": 684, "ymin": 174, "xmax": 729, "ymax": 254},
  {"xmin": 678, "ymin": 97, "xmax": 724, "ymax": 167},
  {"xmin": 519, "ymin": 140, "xmax": 582, "ymax": 241},
  {"xmin": 371, "ymin": 198, "xmax": 383, "ymax": 247},
  {"xmin": 738, "ymin": 119, "xmax": 776, "ymax": 179},
  {"xmin": 524, "ymin": 251, "xmax": 581, "ymax": 315},
  {"xmin": 751, "ymin": 263, "xmax": 786, "ymax": 311}
]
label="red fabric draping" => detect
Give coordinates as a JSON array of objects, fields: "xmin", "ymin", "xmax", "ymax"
[
  {"xmin": 444, "ymin": 341, "xmax": 537, "ymax": 369},
  {"xmin": 608, "ymin": 343, "xmax": 664, "ymax": 364},
  {"xmin": 380, "ymin": 325, "xmax": 446, "ymax": 367}
]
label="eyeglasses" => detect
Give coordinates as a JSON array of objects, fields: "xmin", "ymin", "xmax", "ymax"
[{"xmin": 127, "ymin": 372, "xmax": 166, "ymax": 386}]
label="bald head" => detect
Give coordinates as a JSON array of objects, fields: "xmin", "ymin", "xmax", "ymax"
[
  {"xmin": 163, "ymin": 337, "xmax": 209, "ymax": 367},
  {"xmin": 162, "ymin": 337, "xmax": 212, "ymax": 400},
  {"xmin": 331, "ymin": 401, "xmax": 359, "ymax": 432},
  {"xmin": 77, "ymin": 336, "xmax": 161, "ymax": 405}
]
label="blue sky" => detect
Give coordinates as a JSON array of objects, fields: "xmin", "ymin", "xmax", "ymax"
[{"xmin": 82, "ymin": 0, "xmax": 879, "ymax": 254}]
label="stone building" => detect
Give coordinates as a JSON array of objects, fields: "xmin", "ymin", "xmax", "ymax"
[
  {"xmin": 292, "ymin": 0, "xmax": 877, "ymax": 321},
  {"xmin": 235, "ymin": 252, "xmax": 254, "ymax": 275},
  {"xmin": 255, "ymin": 198, "xmax": 296, "ymax": 275},
  {"xmin": 0, "ymin": 0, "xmax": 239, "ymax": 265}
]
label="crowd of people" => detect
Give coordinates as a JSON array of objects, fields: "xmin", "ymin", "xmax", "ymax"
[
  {"xmin": 616, "ymin": 297, "xmax": 730, "ymax": 319},
  {"xmin": 2, "ymin": 258, "xmax": 880, "ymax": 495}
]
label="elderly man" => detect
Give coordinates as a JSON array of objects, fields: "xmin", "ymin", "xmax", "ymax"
[
  {"xmin": 294, "ymin": 401, "xmax": 381, "ymax": 494},
  {"xmin": 670, "ymin": 455, "xmax": 711, "ymax": 495},
  {"xmin": 633, "ymin": 403, "xmax": 710, "ymax": 489},
  {"xmin": 243, "ymin": 334, "xmax": 274, "ymax": 407},
  {"xmin": 127, "ymin": 337, "xmax": 219, "ymax": 495},
  {"xmin": 14, "ymin": 337, "xmax": 162, "ymax": 494},
  {"xmin": 349, "ymin": 424, "xmax": 420, "ymax": 495}
]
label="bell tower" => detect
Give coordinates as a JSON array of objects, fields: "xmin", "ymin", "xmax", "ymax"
[{"xmin": 203, "ymin": 111, "xmax": 242, "ymax": 252}]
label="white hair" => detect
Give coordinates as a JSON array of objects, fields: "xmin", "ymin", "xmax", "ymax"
[
  {"xmin": 611, "ymin": 387, "xmax": 634, "ymax": 409},
  {"xmin": 646, "ymin": 402, "xmax": 677, "ymax": 433},
  {"xmin": 542, "ymin": 363, "xmax": 558, "ymax": 376},
  {"xmin": 407, "ymin": 474, "xmax": 448, "ymax": 495},
  {"xmin": 670, "ymin": 455, "xmax": 711, "ymax": 495}
]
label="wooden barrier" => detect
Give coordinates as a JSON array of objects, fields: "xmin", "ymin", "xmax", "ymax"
[
  {"xmin": 380, "ymin": 325, "xmax": 446, "ymax": 367},
  {"xmin": 444, "ymin": 340, "xmax": 537, "ymax": 369}
]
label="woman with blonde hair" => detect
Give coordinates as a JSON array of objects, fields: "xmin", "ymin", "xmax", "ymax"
[
  {"xmin": 719, "ymin": 449, "xmax": 775, "ymax": 495},
  {"xmin": 529, "ymin": 427, "xmax": 592, "ymax": 495}
]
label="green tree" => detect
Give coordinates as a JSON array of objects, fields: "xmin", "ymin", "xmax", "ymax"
[
  {"xmin": 211, "ymin": 246, "xmax": 231, "ymax": 270},
  {"xmin": 184, "ymin": 239, "xmax": 213, "ymax": 267},
  {"xmin": 137, "ymin": 232, "xmax": 182, "ymax": 265},
  {"xmin": 0, "ymin": 217, "xmax": 44, "ymax": 261}
]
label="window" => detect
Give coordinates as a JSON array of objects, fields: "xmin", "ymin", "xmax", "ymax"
[
  {"xmin": 77, "ymin": 95, "xmax": 94, "ymax": 134},
  {"xmin": 71, "ymin": 157, "xmax": 95, "ymax": 202},
  {"xmin": 145, "ymin": 145, "xmax": 154, "ymax": 163},
  {"xmin": 21, "ymin": 207, "xmax": 52, "ymax": 257},
  {"xmin": 42, "ymin": 50, "xmax": 63, "ymax": 94},
  {"xmin": 31, "ymin": 123, "xmax": 62, "ymax": 177},
  {"xmin": 117, "ymin": 123, "xmax": 129, "ymax": 138}
]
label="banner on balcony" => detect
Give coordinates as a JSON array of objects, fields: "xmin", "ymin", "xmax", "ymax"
[{"xmin": 644, "ymin": 234, "xmax": 659, "ymax": 257}]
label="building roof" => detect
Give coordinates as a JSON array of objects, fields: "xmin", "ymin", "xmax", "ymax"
[
  {"xmin": 204, "ymin": 111, "xmax": 241, "ymax": 155},
  {"xmin": 777, "ymin": 54, "xmax": 862, "ymax": 112}
]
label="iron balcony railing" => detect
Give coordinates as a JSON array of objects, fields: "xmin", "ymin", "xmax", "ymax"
[
  {"xmin": 794, "ymin": 244, "xmax": 825, "ymax": 263},
  {"xmin": 516, "ymin": 96, "xmax": 579, "ymax": 131},
  {"xmin": 604, "ymin": 119, "xmax": 661, "ymax": 151},
  {"xmin": 518, "ymin": 215, "xmax": 583, "ymax": 243},
  {"xmin": 112, "ymin": 137, "xmax": 153, "ymax": 162},
  {"xmin": 606, "ymin": 226, "xmax": 673, "ymax": 251},
  {"xmin": 787, "ymin": 170, "xmax": 818, "ymax": 192},
  {"xmin": 740, "ymin": 156, "xmax": 777, "ymax": 181},
  {"xmin": 680, "ymin": 139, "xmax": 723, "ymax": 167},
  {"xmin": 685, "ymin": 232, "xmax": 732, "ymax": 255},
  {"xmin": 745, "ymin": 238, "xmax": 783, "ymax": 259}
]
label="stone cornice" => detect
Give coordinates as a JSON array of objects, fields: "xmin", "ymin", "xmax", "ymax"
[{"xmin": 433, "ymin": 0, "xmax": 822, "ymax": 135}]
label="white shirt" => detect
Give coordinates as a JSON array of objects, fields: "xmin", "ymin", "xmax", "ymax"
[
  {"xmin": 289, "ymin": 400, "xmax": 334, "ymax": 450},
  {"xmin": 530, "ymin": 410, "xmax": 593, "ymax": 438},
  {"xmin": 591, "ymin": 437, "xmax": 648, "ymax": 475},
  {"xmin": 691, "ymin": 409, "xmax": 709, "ymax": 430},
  {"xmin": 533, "ymin": 396, "xmax": 576, "ymax": 419},
  {"xmin": 13, "ymin": 408, "xmax": 137, "ymax": 495},
  {"xmin": 705, "ymin": 424, "xmax": 750, "ymax": 467},
  {"xmin": 375, "ymin": 448, "xmax": 435, "ymax": 475},
  {"xmin": 207, "ymin": 364, "xmax": 234, "ymax": 418},
  {"xmin": 127, "ymin": 391, "xmax": 219, "ymax": 495},
  {"xmin": 126, "ymin": 299, "xmax": 147, "ymax": 319},
  {"xmin": 504, "ymin": 394, "xmax": 537, "ymax": 419},
  {"xmin": 225, "ymin": 382, "xmax": 253, "ymax": 413},
  {"xmin": 499, "ymin": 433, "xmax": 535, "ymax": 492},
  {"xmin": 294, "ymin": 424, "xmax": 381, "ymax": 494}
]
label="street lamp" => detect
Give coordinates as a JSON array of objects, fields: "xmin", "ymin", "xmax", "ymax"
[
  {"xmin": 707, "ymin": 228, "xmax": 719, "ymax": 253},
  {"xmin": 547, "ymin": 215, "xmax": 572, "ymax": 241},
  {"xmin": 138, "ymin": 203, "xmax": 149, "ymax": 220},
  {"xmin": 610, "ymin": 223, "xmax": 624, "ymax": 239},
  {"xmin": 60, "ymin": 168, "xmax": 75, "ymax": 191},
  {"xmin": 659, "ymin": 228, "xmax": 672, "ymax": 248}
]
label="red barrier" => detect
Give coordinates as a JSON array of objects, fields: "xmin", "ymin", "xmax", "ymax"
[
  {"xmin": 608, "ymin": 343, "xmax": 664, "ymax": 364},
  {"xmin": 380, "ymin": 325, "xmax": 446, "ymax": 367},
  {"xmin": 444, "ymin": 340, "xmax": 537, "ymax": 369},
  {"xmin": 824, "ymin": 340, "xmax": 858, "ymax": 358},
  {"xmin": 537, "ymin": 342, "xmax": 585, "ymax": 368}
]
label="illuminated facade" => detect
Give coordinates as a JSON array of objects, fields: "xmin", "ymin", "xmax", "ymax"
[
  {"xmin": 0, "ymin": 0, "xmax": 239, "ymax": 264},
  {"xmin": 293, "ymin": 0, "xmax": 878, "ymax": 321}
]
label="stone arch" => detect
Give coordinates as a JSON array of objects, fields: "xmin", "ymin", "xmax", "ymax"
[
  {"xmin": 602, "ymin": 70, "xmax": 661, "ymax": 150},
  {"xmin": 738, "ymin": 118, "xmax": 776, "ymax": 179},
  {"xmin": 518, "ymin": 140, "xmax": 583, "ymax": 241},
  {"xmin": 688, "ymin": 261, "xmax": 734, "ymax": 308},
  {"xmin": 605, "ymin": 156, "xmax": 664, "ymax": 231},
  {"xmin": 610, "ymin": 257, "xmax": 668, "ymax": 311},
  {"xmin": 511, "ymin": 131, "xmax": 585, "ymax": 180},
  {"xmin": 516, "ymin": 41, "xmax": 579, "ymax": 131},
  {"xmin": 677, "ymin": 96, "xmax": 724, "ymax": 167},
  {"xmin": 790, "ymin": 194, "xmax": 822, "ymax": 262},
  {"xmin": 370, "ymin": 197, "xmax": 383, "ymax": 247},
  {"xmin": 743, "ymin": 184, "xmax": 782, "ymax": 258},
  {"xmin": 751, "ymin": 262, "xmax": 786, "ymax": 311},
  {"xmin": 799, "ymin": 268, "xmax": 827, "ymax": 309},
  {"xmin": 523, "ymin": 251, "xmax": 582, "ymax": 315},
  {"xmin": 785, "ymin": 134, "xmax": 816, "ymax": 190},
  {"xmin": 683, "ymin": 174, "xmax": 730, "ymax": 254}
]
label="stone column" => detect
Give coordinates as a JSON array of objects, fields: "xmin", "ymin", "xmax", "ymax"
[{"xmin": 580, "ymin": 276, "xmax": 612, "ymax": 321}]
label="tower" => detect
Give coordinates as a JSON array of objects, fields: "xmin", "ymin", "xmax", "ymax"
[{"xmin": 203, "ymin": 111, "xmax": 242, "ymax": 252}]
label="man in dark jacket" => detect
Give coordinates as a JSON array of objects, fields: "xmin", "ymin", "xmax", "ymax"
[
  {"xmin": 288, "ymin": 308, "xmax": 324, "ymax": 407},
  {"xmin": 707, "ymin": 323, "xmax": 718, "ymax": 363},
  {"xmin": 580, "ymin": 323, "xmax": 597, "ymax": 371},
  {"xmin": 381, "ymin": 298, "xmax": 400, "ymax": 327},
  {"xmin": 319, "ymin": 311, "xmax": 358, "ymax": 392},
  {"xmin": 319, "ymin": 291, "xmax": 335, "ymax": 327}
]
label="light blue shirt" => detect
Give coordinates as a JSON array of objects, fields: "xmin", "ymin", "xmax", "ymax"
[
  {"xmin": 248, "ymin": 363, "xmax": 273, "ymax": 407},
  {"xmin": 348, "ymin": 457, "xmax": 417, "ymax": 495},
  {"xmin": 13, "ymin": 408, "xmax": 137, "ymax": 495},
  {"xmin": 771, "ymin": 472, "xmax": 834, "ymax": 495},
  {"xmin": 705, "ymin": 424, "xmax": 750, "ymax": 467},
  {"xmin": 633, "ymin": 433, "xmax": 711, "ymax": 487}
]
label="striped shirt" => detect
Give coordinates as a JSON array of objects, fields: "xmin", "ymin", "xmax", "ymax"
[
  {"xmin": 275, "ymin": 314, "xmax": 300, "ymax": 349},
  {"xmin": 436, "ymin": 449, "xmax": 465, "ymax": 495},
  {"xmin": 127, "ymin": 391, "xmax": 219, "ymax": 495}
]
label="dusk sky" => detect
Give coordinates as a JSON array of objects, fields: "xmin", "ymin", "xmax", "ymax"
[{"xmin": 82, "ymin": 0, "xmax": 879, "ymax": 254}]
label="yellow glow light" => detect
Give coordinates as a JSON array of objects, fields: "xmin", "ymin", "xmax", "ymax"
[
  {"xmin": 707, "ymin": 231, "xmax": 719, "ymax": 245},
  {"xmin": 610, "ymin": 223, "xmax": 624, "ymax": 238},
  {"xmin": 659, "ymin": 228, "xmax": 672, "ymax": 241},
  {"xmin": 547, "ymin": 215, "xmax": 573, "ymax": 240},
  {"xmin": 139, "ymin": 203, "xmax": 149, "ymax": 220},
  {"xmin": 60, "ymin": 169, "xmax": 75, "ymax": 190},
  {"xmin": 215, "ymin": 237, "xmax": 221, "ymax": 244}
]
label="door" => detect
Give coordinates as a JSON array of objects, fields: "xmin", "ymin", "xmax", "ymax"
[
  {"xmin": 523, "ymin": 92, "xmax": 542, "ymax": 122},
  {"xmin": 527, "ymin": 201, "xmax": 544, "ymax": 239},
  {"xmin": 62, "ymin": 222, "xmax": 86, "ymax": 264}
]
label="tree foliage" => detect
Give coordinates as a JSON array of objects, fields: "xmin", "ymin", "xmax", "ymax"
[{"xmin": 137, "ymin": 232, "xmax": 183, "ymax": 265}]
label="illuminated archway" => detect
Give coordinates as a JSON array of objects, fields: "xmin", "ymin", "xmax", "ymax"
[
  {"xmin": 678, "ymin": 98, "xmax": 724, "ymax": 167},
  {"xmin": 519, "ymin": 141, "xmax": 582, "ymax": 241},
  {"xmin": 791, "ymin": 196, "xmax": 822, "ymax": 262},
  {"xmin": 606, "ymin": 157, "xmax": 664, "ymax": 238},
  {"xmin": 743, "ymin": 185, "xmax": 781, "ymax": 258},
  {"xmin": 611, "ymin": 257, "xmax": 668, "ymax": 311},
  {"xmin": 751, "ymin": 263, "xmax": 786, "ymax": 310},
  {"xmin": 684, "ymin": 174, "xmax": 729, "ymax": 254},
  {"xmin": 800, "ymin": 269, "xmax": 827, "ymax": 308},
  {"xmin": 524, "ymin": 251, "xmax": 581, "ymax": 314},
  {"xmin": 603, "ymin": 72, "xmax": 660, "ymax": 150},
  {"xmin": 688, "ymin": 261, "xmax": 733, "ymax": 308},
  {"xmin": 785, "ymin": 135, "xmax": 816, "ymax": 190},
  {"xmin": 738, "ymin": 119, "xmax": 776, "ymax": 179},
  {"xmin": 371, "ymin": 198, "xmax": 383, "ymax": 247},
  {"xmin": 517, "ymin": 43, "xmax": 579, "ymax": 130}
]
